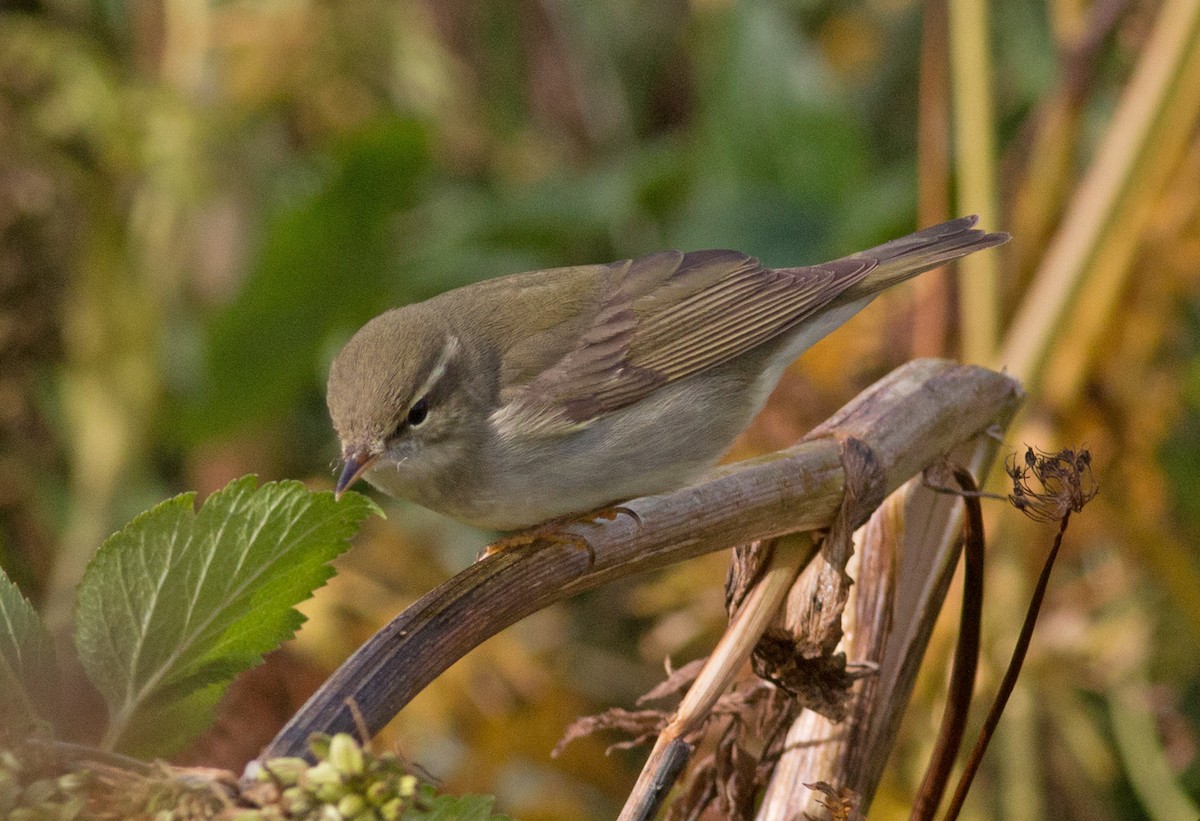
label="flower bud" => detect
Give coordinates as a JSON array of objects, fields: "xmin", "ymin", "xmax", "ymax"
[{"xmin": 328, "ymin": 734, "xmax": 365, "ymax": 776}]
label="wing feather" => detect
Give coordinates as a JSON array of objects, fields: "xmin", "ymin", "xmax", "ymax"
[
  {"xmin": 491, "ymin": 216, "xmax": 1007, "ymax": 439},
  {"xmin": 491, "ymin": 249, "xmax": 874, "ymax": 439}
]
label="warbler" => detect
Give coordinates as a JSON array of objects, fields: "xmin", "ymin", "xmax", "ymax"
[{"xmin": 328, "ymin": 216, "xmax": 1007, "ymax": 530}]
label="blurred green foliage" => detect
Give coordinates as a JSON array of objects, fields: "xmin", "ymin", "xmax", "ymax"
[
  {"xmin": 188, "ymin": 118, "xmax": 433, "ymax": 441},
  {"xmin": 2, "ymin": 0, "xmax": 1199, "ymax": 819}
]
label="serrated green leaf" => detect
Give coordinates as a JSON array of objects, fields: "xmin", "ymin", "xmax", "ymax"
[
  {"xmin": 0, "ymin": 570, "xmax": 59, "ymax": 735},
  {"xmin": 73, "ymin": 477, "xmax": 379, "ymax": 756}
]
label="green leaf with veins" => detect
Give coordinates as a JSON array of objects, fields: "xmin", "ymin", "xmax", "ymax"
[
  {"xmin": 73, "ymin": 476, "xmax": 379, "ymax": 756},
  {"xmin": 0, "ymin": 570, "xmax": 59, "ymax": 734}
]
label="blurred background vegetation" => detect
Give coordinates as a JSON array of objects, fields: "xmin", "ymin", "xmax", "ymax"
[{"xmin": 2, "ymin": 0, "xmax": 1199, "ymax": 818}]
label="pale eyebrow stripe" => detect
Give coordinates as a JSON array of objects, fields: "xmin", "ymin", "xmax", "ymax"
[{"xmin": 409, "ymin": 334, "xmax": 460, "ymax": 411}]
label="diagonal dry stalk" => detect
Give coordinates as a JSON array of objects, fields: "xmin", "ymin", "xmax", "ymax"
[
  {"xmin": 616, "ymin": 530, "xmax": 821, "ymax": 821},
  {"xmin": 261, "ymin": 359, "xmax": 1024, "ymax": 792},
  {"xmin": 999, "ymin": 0, "xmax": 1200, "ymax": 390}
]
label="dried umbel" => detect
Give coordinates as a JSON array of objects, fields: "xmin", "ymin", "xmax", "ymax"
[{"xmin": 1007, "ymin": 446, "xmax": 1098, "ymax": 523}]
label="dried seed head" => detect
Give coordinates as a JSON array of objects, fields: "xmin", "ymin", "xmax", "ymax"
[{"xmin": 1007, "ymin": 446, "xmax": 1098, "ymax": 523}]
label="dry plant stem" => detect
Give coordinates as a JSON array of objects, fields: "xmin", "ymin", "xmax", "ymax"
[
  {"xmin": 756, "ymin": 482, "xmax": 903, "ymax": 821},
  {"xmin": 999, "ymin": 0, "xmax": 1200, "ymax": 386},
  {"xmin": 28, "ymin": 738, "xmax": 155, "ymax": 775},
  {"xmin": 673, "ymin": 533, "xmax": 817, "ymax": 731},
  {"xmin": 263, "ymin": 359, "xmax": 1023, "ymax": 761},
  {"xmin": 1041, "ymin": 12, "xmax": 1200, "ymax": 406},
  {"xmin": 913, "ymin": 0, "xmax": 951, "ymax": 358},
  {"xmin": 942, "ymin": 512, "xmax": 1070, "ymax": 821},
  {"xmin": 844, "ymin": 436, "xmax": 1006, "ymax": 805},
  {"xmin": 618, "ymin": 532, "xmax": 818, "ymax": 821},
  {"xmin": 1111, "ymin": 676, "xmax": 1200, "ymax": 820},
  {"xmin": 1007, "ymin": 0, "xmax": 1130, "ymax": 277},
  {"xmin": 754, "ymin": 437, "xmax": 1012, "ymax": 816},
  {"xmin": 620, "ymin": 738, "xmax": 695, "ymax": 821},
  {"xmin": 948, "ymin": 0, "xmax": 1000, "ymax": 362},
  {"xmin": 910, "ymin": 468, "xmax": 984, "ymax": 821},
  {"xmin": 756, "ymin": 441, "xmax": 1015, "ymax": 817}
]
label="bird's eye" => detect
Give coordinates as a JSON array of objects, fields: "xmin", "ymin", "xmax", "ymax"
[{"xmin": 406, "ymin": 397, "xmax": 429, "ymax": 427}]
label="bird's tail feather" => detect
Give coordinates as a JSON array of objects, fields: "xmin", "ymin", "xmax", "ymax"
[{"xmin": 844, "ymin": 215, "xmax": 1009, "ymax": 299}]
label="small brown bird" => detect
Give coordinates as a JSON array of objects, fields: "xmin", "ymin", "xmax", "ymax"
[{"xmin": 328, "ymin": 216, "xmax": 1007, "ymax": 530}]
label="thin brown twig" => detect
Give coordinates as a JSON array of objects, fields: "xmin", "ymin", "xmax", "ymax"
[
  {"xmin": 920, "ymin": 475, "xmax": 1009, "ymax": 502},
  {"xmin": 909, "ymin": 467, "xmax": 984, "ymax": 821},
  {"xmin": 941, "ymin": 511, "xmax": 1070, "ymax": 821}
]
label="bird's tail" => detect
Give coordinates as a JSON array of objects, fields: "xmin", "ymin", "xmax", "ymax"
[{"xmin": 842, "ymin": 215, "xmax": 1009, "ymax": 300}]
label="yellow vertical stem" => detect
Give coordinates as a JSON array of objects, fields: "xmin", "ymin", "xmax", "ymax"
[
  {"xmin": 997, "ymin": 0, "xmax": 1200, "ymax": 387},
  {"xmin": 949, "ymin": 0, "xmax": 1001, "ymax": 364}
]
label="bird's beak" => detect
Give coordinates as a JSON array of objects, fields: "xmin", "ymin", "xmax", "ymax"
[{"xmin": 336, "ymin": 450, "xmax": 379, "ymax": 499}]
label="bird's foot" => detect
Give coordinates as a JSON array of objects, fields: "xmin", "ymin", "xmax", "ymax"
[{"xmin": 476, "ymin": 505, "xmax": 640, "ymax": 564}]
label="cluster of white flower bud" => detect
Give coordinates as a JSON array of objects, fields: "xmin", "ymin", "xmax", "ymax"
[{"xmin": 234, "ymin": 734, "xmax": 420, "ymax": 821}]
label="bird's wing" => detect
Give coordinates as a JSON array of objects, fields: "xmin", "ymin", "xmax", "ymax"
[{"xmin": 491, "ymin": 248, "xmax": 875, "ymax": 439}]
